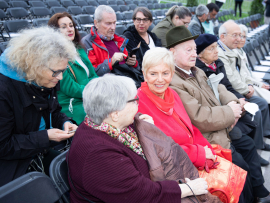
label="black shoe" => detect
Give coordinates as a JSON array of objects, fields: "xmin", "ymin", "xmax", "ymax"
[
  {"xmin": 257, "ymin": 194, "xmax": 270, "ymax": 203},
  {"xmin": 259, "ymin": 156, "xmax": 269, "ymax": 166},
  {"xmin": 262, "ymin": 143, "xmax": 270, "ymax": 151},
  {"xmin": 264, "ymin": 135, "xmax": 270, "ymax": 139}
]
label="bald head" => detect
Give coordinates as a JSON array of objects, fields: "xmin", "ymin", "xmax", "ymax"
[{"xmin": 219, "ymin": 20, "xmax": 241, "ymax": 49}]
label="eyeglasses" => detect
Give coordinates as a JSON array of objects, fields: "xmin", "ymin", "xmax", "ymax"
[
  {"xmin": 134, "ymin": 18, "xmax": 150, "ymax": 23},
  {"xmin": 241, "ymin": 35, "xmax": 247, "ymax": 39},
  {"xmin": 127, "ymin": 95, "xmax": 139, "ymax": 105},
  {"xmin": 205, "ymin": 45, "xmax": 218, "ymax": 52},
  {"xmin": 225, "ymin": 33, "xmax": 243, "ymax": 39},
  {"xmin": 49, "ymin": 67, "xmax": 68, "ymax": 77}
]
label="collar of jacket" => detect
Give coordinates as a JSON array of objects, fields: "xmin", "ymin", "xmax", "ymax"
[
  {"xmin": 194, "ymin": 15, "xmax": 205, "ymax": 33},
  {"xmin": 196, "ymin": 58, "xmax": 224, "ymax": 72},
  {"xmin": 86, "ymin": 26, "xmax": 129, "ymax": 53},
  {"xmin": 218, "ymin": 40, "xmax": 238, "ymax": 58},
  {"xmin": 175, "ymin": 66, "xmax": 197, "ymax": 79}
]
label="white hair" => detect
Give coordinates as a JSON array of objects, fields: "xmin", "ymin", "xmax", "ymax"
[
  {"xmin": 196, "ymin": 4, "xmax": 209, "ymax": 16},
  {"xmin": 218, "ymin": 20, "xmax": 235, "ymax": 37},
  {"xmin": 83, "ymin": 74, "xmax": 137, "ymax": 125},
  {"xmin": 94, "ymin": 5, "xmax": 115, "ymax": 22},
  {"xmin": 239, "ymin": 24, "xmax": 248, "ymax": 35},
  {"xmin": 142, "ymin": 47, "xmax": 175, "ymax": 74}
]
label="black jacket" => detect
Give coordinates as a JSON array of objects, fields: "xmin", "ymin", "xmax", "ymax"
[
  {"xmin": 196, "ymin": 58, "xmax": 244, "ymax": 99},
  {"xmin": 123, "ymin": 25, "xmax": 162, "ymax": 69},
  {"xmin": 196, "ymin": 58, "xmax": 257, "ymax": 135},
  {"xmin": 0, "ymin": 73, "xmax": 70, "ymax": 186}
]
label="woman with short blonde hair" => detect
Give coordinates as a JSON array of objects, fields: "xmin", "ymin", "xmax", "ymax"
[{"xmin": 0, "ymin": 26, "xmax": 78, "ymax": 187}]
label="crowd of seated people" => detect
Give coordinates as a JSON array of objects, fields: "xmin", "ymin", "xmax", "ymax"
[{"xmin": 1, "ymin": 2, "xmax": 270, "ymax": 203}]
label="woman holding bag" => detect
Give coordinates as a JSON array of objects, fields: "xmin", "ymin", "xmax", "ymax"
[{"xmin": 48, "ymin": 12, "xmax": 98, "ymax": 125}]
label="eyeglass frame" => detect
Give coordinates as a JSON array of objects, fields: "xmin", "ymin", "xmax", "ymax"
[
  {"xmin": 127, "ymin": 95, "xmax": 139, "ymax": 104},
  {"xmin": 223, "ymin": 33, "xmax": 244, "ymax": 39},
  {"xmin": 49, "ymin": 67, "xmax": 68, "ymax": 77},
  {"xmin": 134, "ymin": 17, "xmax": 150, "ymax": 23}
]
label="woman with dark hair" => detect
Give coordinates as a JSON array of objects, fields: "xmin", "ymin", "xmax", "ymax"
[
  {"xmin": 48, "ymin": 12, "xmax": 98, "ymax": 125},
  {"xmin": 123, "ymin": 7, "xmax": 162, "ymax": 69},
  {"xmin": 152, "ymin": 6, "xmax": 192, "ymax": 47}
]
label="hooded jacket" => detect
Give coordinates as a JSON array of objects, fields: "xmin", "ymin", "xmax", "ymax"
[
  {"xmin": 123, "ymin": 25, "xmax": 162, "ymax": 68},
  {"xmin": 81, "ymin": 26, "xmax": 138, "ymax": 76},
  {"xmin": 0, "ymin": 50, "xmax": 70, "ymax": 186},
  {"xmin": 152, "ymin": 16, "xmax": 175, "ymax": 47}
]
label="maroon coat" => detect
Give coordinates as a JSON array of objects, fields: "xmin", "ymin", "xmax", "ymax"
[{"xmin": 68, "ymin": 122, "xmax": 182, "ymax": 203}]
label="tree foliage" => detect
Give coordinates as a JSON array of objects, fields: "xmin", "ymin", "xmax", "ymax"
[
  {"xmin": 249, "ymin": 0, "xmax": 264, "ymax": 15},
  {"xmin": 186, "ymin": 0, "xmax": 198, "ymax": 7}
]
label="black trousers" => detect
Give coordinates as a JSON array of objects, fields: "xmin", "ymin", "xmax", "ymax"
[
  {"xmin": 215, "ymin": 1, "xmax": 224, "ymax": 8},
  {"xmin": 231, "ymin": 134, "xmax": 269, "ymax": 201},
  {"xmin": 235, "ymin": 1, "xmax": 243, "ymax": 17}
]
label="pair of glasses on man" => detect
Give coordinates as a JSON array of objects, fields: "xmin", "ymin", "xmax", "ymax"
[
  {"xmin": 49, "ymin": 67, "xmax": 68, "ymax": 77},
  {"xmin": 127, "ymin": 95, "xmax": 139, "ymax": 104}
]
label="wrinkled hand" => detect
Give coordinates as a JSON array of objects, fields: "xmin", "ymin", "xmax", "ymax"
[
  {"xmin": 262, "ymin": 83, "xmax": 270, "ymax": 90},
  {"xmin": 245, "ymin": 86, "xmax": 254, "ymax": 99},
  {"xmin": 185, "ymin": 178, "xmax": 208, "ymax": 195},
  {"xmin": 47, "ymin": 128, "xmax": 74, "ymax": 142},
  {"xmin": 227, "ymin": 101, "xmax": 242, "ymax": 119},
  {"xmin": 238, "ymin": 98, "xmax": 247, "ymax": 111},
  {"xmin": 112, "ymin": 52, "xmax": 126, "ymax": 66},
  {"xmin": 64, "ymin": 122, "xmax": 78, "ymax": 133},
  {"xmin": 139, "ymin": 114, "xmax": 154, "ymax": 125},
  {"xmin": 126, "ymin": 55, "xmax": 136, "ymax": 66},
  {"xmin": 204, "ymin": 146, "xmax": 216, "ymax": 161}
]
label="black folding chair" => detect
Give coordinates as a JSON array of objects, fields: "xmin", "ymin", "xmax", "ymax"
[
  {"xmin": 51, "ymin": 6, "xmax": 68, "ymax": 15},
  {"xmin": 0, "ymin": 0, "xmax": 9, "ymax": 10},
  {"xmin": 61, "ymin": 0, "xmax": 76, "ymax": 8},
  {"xmin": 68, "ymin": 6, "xmax": 83, "ymax": 15},
  {"xmin": 29, "ymin": 1, "xmax": 47, "ymax": 7},
  {"xmin": 87, "ymin": 0, "xmax": 99, "ymax": 7},
  {"xmin": 46, "ymin": 0, "xmax": 62, "ymax": 8},
  {"xmin": 75, "ymin": 0, "xmax": 88, "ymax": 7},
  {"xmin": 9, "ymin": 1, "xmax": 29, "ymax": 9},
  {"xmin": 76, "ymin": 14, "xmax": 94, "ymax": 31},
  {"xmin": 0, "ymin": 172, "xmax": 61, "ymax": 203},
  {"xmin": 32, "ymin": 18, "xmax": 50, "ymax": 27},
  {"xmin": 0, "ymin": 41, "xmax": 8, "ymax": 54},
  {"xmin": 49, "ymin": 150, "xmax": 70, "ymax": 203},
  {"xmin": 82, "ymin": 5, "xmax": 95, "ymax": 16},
  {"xmin": 30, "ymin": 7, "xmax": 51, "ymax": 18},
  {"xmin": 115, "ymin": 24, "xmax": 126, "ymax": 35}
]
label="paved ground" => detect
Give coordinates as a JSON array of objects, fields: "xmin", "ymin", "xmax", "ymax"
[{"xmin": 258, "ymin": 137, "xmax": 270, "ymax": 190}]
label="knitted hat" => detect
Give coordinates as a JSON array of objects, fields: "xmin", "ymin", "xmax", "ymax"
[
  {"xmin": 166, "ymin": 26, "xmax": 199, "ymax": 49},
  {"xmin": 195, "ymin": 34, "xmax": 218, "ymax": 55}
]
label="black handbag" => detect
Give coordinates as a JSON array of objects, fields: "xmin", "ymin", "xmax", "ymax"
[{"xmin": 111, "ymin": 62, "xmax": 144, "ymax": 88}]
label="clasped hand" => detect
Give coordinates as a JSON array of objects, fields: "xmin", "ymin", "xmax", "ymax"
[{"xmin": 47, "ymin": 122, "xmax": 78, "ymax": 142}]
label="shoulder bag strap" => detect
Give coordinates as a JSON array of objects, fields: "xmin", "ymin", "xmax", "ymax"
[{"xmin": 68, "ymin": 64, "xmax": 78, "ymax": 83}]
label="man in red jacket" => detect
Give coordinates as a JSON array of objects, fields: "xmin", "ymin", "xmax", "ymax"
[{"xmin": 82, "ymin": 5, "xmax": 139, "ymax": 77}]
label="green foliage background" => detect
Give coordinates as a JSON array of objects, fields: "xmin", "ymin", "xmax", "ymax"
[
  {"xmin": 186, "ymin": 0, "xmax": 198, "ymax": 7},
  {"xmin": 249, "ymin": 0, "xmax": 265, "ymax": 15}
]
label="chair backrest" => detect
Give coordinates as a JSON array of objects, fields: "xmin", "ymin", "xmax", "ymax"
[
  {"xmin": 119, "ymin": 5, "xmax": 128, "ymax": 12},
  {"xmin": 79, "ymin": 30, "xmax": 88, "ymax": 38},
  {"xmin": 148, "ymin": 22, "xmax": 155, "ymax": 31},
  {"xmin": 68, "ymin": 6, "xmax": 83, "ymax": 15},
  {"xmin": 76, "ymin": 14, "xmax": 94, "ymax": 25},
  {"xmin": 115, "ymin": 12, "xmax": 124, "ymax": 21},
  {"xmin": 82, "ymin": 5, "xmax": 95, "ymax": 15},
  {"xmin": 147, "ymin": 4, "xmax": 154, "ymax": 10},
  {"xmin": 0, "ymin": 0, "xmax": 9, "ymax": 9},
  {"xmin": 107, "ymin": 0, "xmax": 116, "ymax": 5},
  {"xmin": 61, "ymin": 0, "xmax": 76, "ymax": 8},
  {"xmin": 87, "ymin": 0, "xmax": 98, "ymax": 7},
  {"xmin": 0, "ymin": 41, "xmax": 8, "ymax": 55},
  {"xmin": 0, "ymin": 172, "xmax": 61, "ymax": 203},
  {"xmin": 7, "ymin": 7, "xmax": 29, "ymax": 18},
  {"xmin": 10, "ymin": 1, "xmax": 28, "ymax": 8},
  {"xmin": 0, "ymin": 8, "xmax": 7, "ymax": 19},
  {"xmin": 98, "ymin": 0, "xmax": 107, "ymax": 5},
  {"xmin": 133, "ymin": 0, "xmax": 139, "ymax": 5},
  {"xmin": 160, "ymin": 4, "xmax": 166, "ymax": 9},
  {"xmin": 46, "ymin": 0, "xmax": 61, "ymax": 8},
  {"xmin": 33, "ymin": 18, "xmax": 50, "ymax": 27},
  {"xmin": 30, "ymin": 7, "xmax": 51, "ymax": 17},
  {"xmin": 49, "ymin": 150, "xmax": 70, "ymax": 203},
  {"xmin": 75, "ymin": 0, "xmax": 88, "ymax": 7},
  {"xmin": 123, "ymin": 11, "xmax": 132, "ymax": 20},
  {"xmin": 128, "ymin": 4, "xmax": 136, "ymax": 10},
  {"xmin": 51, "ymin": 6, "xmax": 68, "ymax": 14},
  {"xmin": 116, "ymin": 0, "xmax": 124, "ymax": 5},
  {"xmin": 125, "ymin": 0, "xmax": 132, "ymax": 5},
  {"xmin": 29, "ymin": 1, "xmax": 46, "ymax": 7},
  {"xmin": 115, "ymin": 24, "xmax": 126, "ymax": 35},
  {"xmin": 153, "ymin": 3, "xmax": 160, "ymax": 9},
  {"xmin": 110, "ymin": 5, "xmax": 119, "ymax": 12}
]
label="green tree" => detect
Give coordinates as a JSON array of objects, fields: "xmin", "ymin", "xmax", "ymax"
[
  {"xmin": 249, "ymin": 0, "xmax": 264, "ymax": 15},
  {"xmin": 186, "ymin": 0, "xmax": 198, "ymax": 7}
]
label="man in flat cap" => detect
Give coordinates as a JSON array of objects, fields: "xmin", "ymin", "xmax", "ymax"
[{"xmin": 166, "ymin": 25, "xmax": 270, "ymax": 203}]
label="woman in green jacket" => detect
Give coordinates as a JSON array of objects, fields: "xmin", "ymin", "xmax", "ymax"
[
  {"xmin": 152, "ymin": 6, "xmax": 192, "ymax": 47},
  {"xmin": 48, "ymin": 12, "xmax": 98, "ymax": 124}
]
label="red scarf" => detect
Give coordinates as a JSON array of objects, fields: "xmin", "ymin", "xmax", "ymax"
[{"xmin": 140, "ymin": 82, "xmax": 193, "ymax": 142}]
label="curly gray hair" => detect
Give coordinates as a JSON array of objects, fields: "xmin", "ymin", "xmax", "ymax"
[{"xmin": 6, "ymin": 26, "xmax": 77, "ymax": 85}]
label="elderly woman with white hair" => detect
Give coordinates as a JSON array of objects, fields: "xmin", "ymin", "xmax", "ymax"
[
  {"xmin": 234, "ymin": 24, "xmax": 270, "ymax": 103},
  {"xmin": 67, "ymin": 74, "xmax": 217, "ymax": 203},
  {"xmin": 0, "ymin": 26, "xmax": 78, "ymax": 187}
]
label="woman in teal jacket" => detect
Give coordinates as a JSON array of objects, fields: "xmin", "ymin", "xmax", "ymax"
[{"xmin": 48, "ymin": 12, "xmax": 98, "ymax": 124}]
